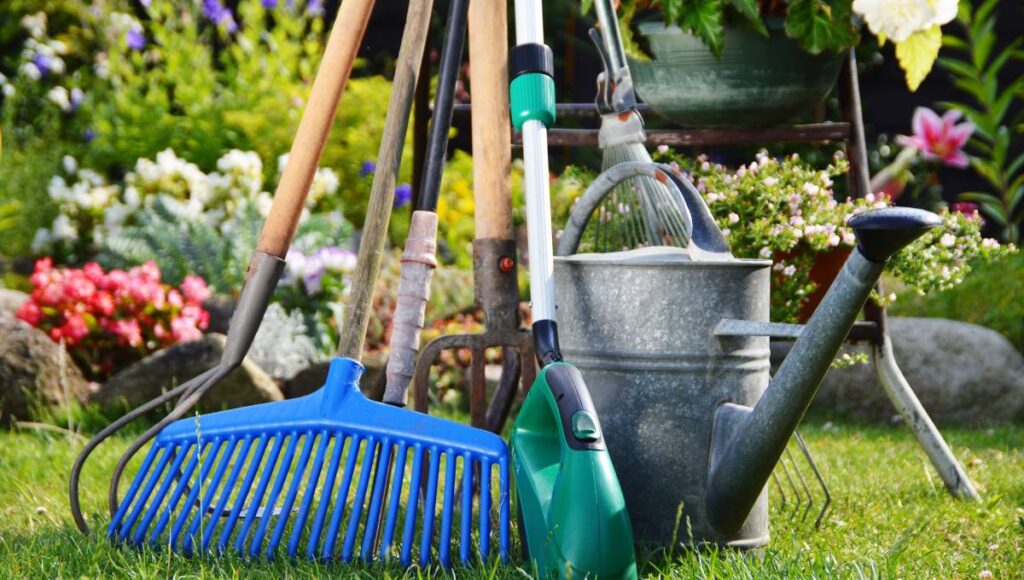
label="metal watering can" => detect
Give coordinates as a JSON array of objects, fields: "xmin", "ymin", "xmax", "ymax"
[{"xmin": 553, "ymin": 162, "xmax": 940, "ymax": 547}]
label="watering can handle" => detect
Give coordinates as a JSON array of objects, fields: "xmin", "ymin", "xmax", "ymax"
[{"xmin": 556, "ymin": 161, "xmax": 731, "ymax": 257}]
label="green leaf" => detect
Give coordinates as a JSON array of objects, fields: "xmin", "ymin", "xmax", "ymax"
[
  {"xmin": 581, "ymin": 0, "xmax": 594, "ymax": 14},
  {"xmin": 972, "ymin": 18, "xmax": 996, "ymax": 69},
  {"xmin": 984, "ymin": 39, "xmax": 1024, "ymax": 84},
  {"xmin": 941, "ymin": 34, "xmax": 968, "ymax": 51},
  {"xmin": 1008, "ymin": 152, "xmax": 1024, "ymax": 182},
  {"xmin": 729, "ymin": 0, "xmax": 768, "ymax": 36},
  {"xmin": 895, "ymin": 26, "xmax": 942, "ymax": 92},
  {"xmin": 667, "ymin": 0, "xmax": 725, "ymax": 58},
  {"xmin": 784, "ymin": 0, "xmax": 857, "ymax": 55},
  {"xmin": 937, "ymin": 56, "xmax": 978, "ymax": 85},
  {"xmin": 972, "ymin": 0, "xmax": 999, "ymax": 39}
]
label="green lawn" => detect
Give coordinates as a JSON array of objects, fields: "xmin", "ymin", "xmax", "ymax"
[{"xmin": 1, "ymin": 419, "xmax": 1022, "ymax": 578}]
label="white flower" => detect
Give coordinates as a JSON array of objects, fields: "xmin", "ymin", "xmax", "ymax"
[
  {"xmin": 124, "ymin": 186, "xmax": 141, "ymax": 209},
  {"xmin": 62, "ymin": 155, "xmax": 78, "ymax": 174},
  {"xmin": 853, "ymin": 0, "xmax": 957, "ymax": 43},
  {"xmin": 104, "ymin": 203, "xmax": 130, "ymax": 229},
  {"xmin": 31, "ymin": 228, "xmax": 51, "ymax": 253},
  {"xmin": 940, "ymin": 233, "xmax": 956, "ymax": 247},
  {"xmin": 277, "ymin": 153, "xmax": 290, "ymax": 174},
  {"xmin": 759, "ymin": 247, "xmax": 772, "ymax": 258},
  {"xmin": 50, "ymin": 214, "xmax": 78, "ymax": 241},
  {"xmin": 727, "ymin": 212, "xmax": 739, "ymax": 224},
  {"xmin": 2, "ymin": 84, "xmax": 14, "ymax": 97},
  {"xmin": 20, "ymin": 62, "xmax": 41, "ymax": 81},
  {"xmin": 803, "ymin": 183, "xmax": 820, "ymax": 196},
  {"xmin": 762, "ymin": 177, "xmax": 778, "ymax": 187},
  {"xmin": 20, "ymin": 12, "xmax": 47, "ymax": 39},
  {"xmin": 783, "ymin": 265, "xmax": 797, "ymax": 277},
  {"xmin": 829, "ymin": 234, "xmax": 841, "ymax": 246},
  {"xmin": 981, "ymin": 238, "xmax": 999, "ymax": 250},
  {"xmin": 657, "ymin": 144, "xmax": 669, "ymax": 154}
]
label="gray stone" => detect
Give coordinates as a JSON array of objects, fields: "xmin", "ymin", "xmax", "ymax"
[
  {"xmin": 282, "ymin": 353, "xmax": 387, "ymax": 401},
  {"xmin": 0, "ymin": 289, "xmax": 29, "ymax": 315},
  {"xmin": 0, "ymin": 313, "xmax": 92, "ymax": 423},
  {"xmin": 810, "ymin": 317, "xmax": 1024, "ymax": 424},
  {"xmin": 93, "ymin": 333, "xmax": 283, "ymax": 412}
]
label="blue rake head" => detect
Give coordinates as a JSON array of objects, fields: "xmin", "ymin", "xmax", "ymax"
[{"xmin": 108, "ymin": 357, "xmax": 511, "ymax": 568}]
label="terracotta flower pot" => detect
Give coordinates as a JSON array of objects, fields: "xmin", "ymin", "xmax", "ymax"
[{"xmin": 795, "ymin": 246, "xmax": 852, "ymax": 322}]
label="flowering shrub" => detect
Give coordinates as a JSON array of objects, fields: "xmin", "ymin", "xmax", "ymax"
[
  {"xmin": 15, "ymin": 259, "xmax": 211, "ymax": 380},
  {"xmin": 646, "ymin": 149, "xmax": 1014, "ymax": 321}
]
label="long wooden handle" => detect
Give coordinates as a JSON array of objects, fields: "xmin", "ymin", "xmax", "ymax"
[
  {"xmin": 336, "ymin": 0, "xmax": 435, "ymax": 360},
  {"xmin": 468, "ymin": 0, "xmax": 513, "ymax": 240},
  {"xmin": 257, "ymin": 0, "xmax": 376, "ymax": 257}
]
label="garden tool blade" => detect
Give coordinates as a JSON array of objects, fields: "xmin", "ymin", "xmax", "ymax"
[{"xmin": 108, "ymin": 358, "xmax": 511, "ymax": 567}]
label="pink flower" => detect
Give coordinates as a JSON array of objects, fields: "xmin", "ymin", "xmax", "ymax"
[
  {"xmin": 15, "ymin": 301, "xmax": 42, "ymax": 326},
  {"xmin": 82, "ymin": 262, "xmax": 106, "ymax": 285},
  {"xmin": 91, "ymin": 291, "xmax": 116, "ymax": 317},
  {"xmin": 60, "ymin": 312, "xmax": 91, "ymax": 344},
  {"xmin": 170, "ymin": 315, "xmax": 203, "ymax": 343},
  {"xmin": 951, "ymin": 201, "xmax": 979, "ymax": 215},
  {"xmin": 167, "ymin": 289, "xmax": 183, "ymax": 308},
  {"xmin": 180, "ymin": 275, "xmax": 211, "ymax": 304},
  {"xmin": 897, "ymin": 107, "xmax": 974, "ymax": 168},
  {"xmin": 109, "ymin": 319, "xmax": 143, "ymax": 347}
]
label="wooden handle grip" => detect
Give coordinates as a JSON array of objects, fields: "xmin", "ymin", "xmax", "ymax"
[
  {"xmin": 468, "ymin": 0, "xmax": 513, "ymax": 240},
  {"xmin": 257, "ymin": 0, "xmax": 376, "ymax": 257}
]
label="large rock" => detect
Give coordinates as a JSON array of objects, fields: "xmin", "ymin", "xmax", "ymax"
[
  {"xmin": 93, "ymin": 333, "xmax": 284, "ymax": 412},
  {"xmin": 0, "ymin": 313, "xmax": 92, "ymax": 423},
  {"xmin": 809, "ymin": 317, "xmax": 1024, "ymax": 424},
  {"xmin": 0, "ymin": 289, "xmax": 29, "ymax": 315}
]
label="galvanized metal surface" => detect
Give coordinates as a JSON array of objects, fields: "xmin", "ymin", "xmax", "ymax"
[{"xmin": 553, "ymin": 246, "xmax": 773, "ymax": 547}]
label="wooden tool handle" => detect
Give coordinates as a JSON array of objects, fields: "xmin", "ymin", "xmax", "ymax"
[
  {"xmin": 468, "ymin": 0, "xmax": 514, "ymax": 240},
  {"xmin": 257, "ymin": 0, "xmax": 376, "ymax": 257},
  {"xmin": 335, "ymin": 0, "xmax": 435, "ymax": 360}
]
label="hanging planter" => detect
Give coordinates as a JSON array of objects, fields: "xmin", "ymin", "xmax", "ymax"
[{"xmin": 629, "ymin": 19, "xmax": 844, "ymax": 127}]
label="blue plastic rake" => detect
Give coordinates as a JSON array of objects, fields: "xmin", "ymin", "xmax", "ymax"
[{"xmin": 107, "ymin": 358, "xmax": 511, "ymax": 568}]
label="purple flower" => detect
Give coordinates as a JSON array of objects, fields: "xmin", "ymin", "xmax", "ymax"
[
  {"xmin": 306, "ymin": 0, "xmax": 324, "ymax": 16},
  {"xmin": 83, "ymin": 129, "xmax": 96, "ymax": 142},
  {"xmin": 394, "ymin": 183, "xmax": 413, "ymax": 208},
  {"xmin": 262, "ymin": 0, "xmax": 278, "ymax": 7},
  {"xmin": 31, "ymin": 54, "xmax": 51, "ymax": 77},
  {"xmin": 202, "ymin": 0, "xmax": 237, "ymax": 32},
  {"xmin": 140, "ymin": 0, "xmax": 151, "ymax": 7},
  {"xmin": 126, "ymin": 28, "xmax": 147, "ymax": 51},
  {"xmin": 359, "ymin": 160, "xmax": 376, "ymax": 177},
  {"xmin": 317, "ymin": 246, "xmax": 357, "ymax": 273},
  {"xmin": 69, "ymin": 87, "xmax": 85, "ymax": 112}
]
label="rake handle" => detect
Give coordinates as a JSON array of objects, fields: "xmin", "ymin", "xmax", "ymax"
[
  {"xmin": 336, "ymin": 0, "xmax": 435, "ymax": 360},
  {"xmin": 469, "ymin": 0, "xmax": 513, "ymax": 240},
  {"xmin": 257, "ymin": 0, "xmax": 376, "ymax": 257}
]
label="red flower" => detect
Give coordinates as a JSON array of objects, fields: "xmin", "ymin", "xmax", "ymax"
[
  {"xmin": 180, "ymin": 275, "xmax": 211, "ymax": 304},
  {"xmin": 15, "ymin": 301, "xmax": 42, "ymax": 326},
  {"xmin": 951, "ymin": 201, "xmax": 979, "ymax": 215}
]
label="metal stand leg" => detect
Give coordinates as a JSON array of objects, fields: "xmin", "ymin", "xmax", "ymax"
[{"xmin": 872, "ymin": 328, "xmax": 981, "ymax": 501}]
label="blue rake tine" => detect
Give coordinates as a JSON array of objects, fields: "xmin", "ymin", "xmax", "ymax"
[
  {"xmin": 360, "ymin": 438, "xmax": 393, "ymax": 562},
  {"xmin": 322, "ymin": 435, "xmax": 363, "ymax": 561},
  {"xmin": 267, "ymin": 431, "xmax": 317, "ymax": 559},
  {"xmin": 399, "ymin": 444, "xmax": 425, "ymax": 567},
  {"xmin": 479, "ymin": 457, "xmax": 491, "ymax": 560},
  {"xmin": 250, "ymin": 433, "xmax": 300, "ymax": 557},
  {"xmin": 459, "ymin": 453, "xmax": 472, "ymax": 565},
  {"xmin": 499, "ymin": 455, "xmax": 510, "ymax": 561},
  {"xmin": 217, "ymin": 436, "xmax": 269, "ymax": 552},
  {"xmin": 169, "ymin": 440, "xmax": 225, "ymax": 551},
  {"xmin": 183, "ymin": 437, "xmax": 239, "ymax": 554},
  {"xmin": 169, "ymin": 442, "xmax": 226, "ymax": 553},
  {"xmin": 342, "ymin": 437, "xmax": 380, "ymax": 561},
  {"xmin": 439, "ymin": 449, "xmax": 458, "ymax": 568},
  {"xmin": 201, "ymin": 436, "xmax": 255, "ymax": 554},
  {"xmin": 234, "ymin": 435, "xmax": 285, "ymax": 554},
  {"xmin": 131, "ymin": 444, "xmax": 189, "ymax": 545},
  {"xmin": 149, "ymin": 443, "xmax": 204, "ymax": 546},
  {"xmin": 111, "ymin": 445, "xmax": 168, "ymax": 542},
  {"xmin": 418, "ymin": 446, "xmax": 442, "ymax": 567},
  {"xmin": 288, "ymin": 432, "xmax": 331, "ymax": 558},
  {"xmin": 378, "ymin": 442, "xmax": 409, "ymax": 562},
  {"xmin": 306, "ymin": 434, "xmax": 347, "ymax": 560}
]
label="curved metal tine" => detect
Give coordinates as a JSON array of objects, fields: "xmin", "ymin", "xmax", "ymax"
[
  {"xmin": 770, "ymin": 470, "xmax": 787, "ymax": 511},
  {"xmin": 777, "ymin": 452, "xmax": 802, "ymax": 515},
  {"xmin": 795, "ymin": 430, "xmax": 832, "ymax": 528},
  {"xmin": 784, "ymin": 446, "xmax": 815, "ymax": 523}
]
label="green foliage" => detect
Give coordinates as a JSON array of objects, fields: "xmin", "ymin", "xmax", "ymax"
[
  {"xmin": 939, "ymin": 0, "xmax": 1024, "ymax": 243},
  {"xmin": 98, "ymin": 197, "xmax": 351, "ymax": 294},
  {"xmin": 0, "ymin": 144, "xmax": 60, "ymax": 256},
  {"xmin": 602, "ymin": 0, "xmax": 857, "ymax": 58},
  {"xmin": 890, "ymin": 251, "xmax": 1024, "ymax": 352}
]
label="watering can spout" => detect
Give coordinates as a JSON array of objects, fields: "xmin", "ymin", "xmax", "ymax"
[{"xmin": 706, "ymin": 208, "xmax": 941, "ymax": 534}]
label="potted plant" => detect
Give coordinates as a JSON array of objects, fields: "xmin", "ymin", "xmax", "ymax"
[{"xmin": 587, "ymin": 0, "xmax": 959, "ymax": 125}]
